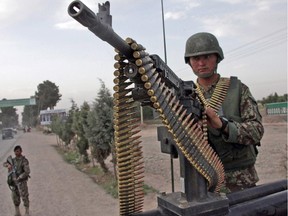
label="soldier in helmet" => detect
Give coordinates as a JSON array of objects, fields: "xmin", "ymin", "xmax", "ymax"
[
  {"xmin": 3, "ymin": 145, "xmax": 30, "ymax": 216},
  {"xmin": 185, "ymin": 32, "xmax": 264, "ymax": 193}
]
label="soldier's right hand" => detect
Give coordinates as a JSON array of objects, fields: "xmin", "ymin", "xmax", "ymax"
[{"xmin": 7, "ymin": 164, "xmax": 12, "ymax": 171}]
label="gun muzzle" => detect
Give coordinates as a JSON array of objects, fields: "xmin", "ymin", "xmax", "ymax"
[{"xmin": 68, "ymin": 0, "xmax": 133, "ymax": 59}]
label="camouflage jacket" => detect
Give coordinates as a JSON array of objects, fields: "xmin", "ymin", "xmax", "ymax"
[
  {"xmin": 197, "ymin": 75, "xmax": 264, "ymax": 145},
  {"xmin": 197, "ymin": 75, "xmax": 264, "ymax": 192},
  {"xmin": 12, "ymin": 156, "xmax": 30, "ymax": 181}
]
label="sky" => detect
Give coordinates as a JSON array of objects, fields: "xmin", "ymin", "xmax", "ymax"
[{"xmin": 0, "ymin": 0, "xmax": 287, "ymax": 115}]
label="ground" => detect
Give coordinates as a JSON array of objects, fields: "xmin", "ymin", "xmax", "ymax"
[
  {"xmin": 140, "ymin": 115, "xmax": 287, "ymax": 210},
  {"xmin": 0, "ymin": 115, "xmax": 286, "ymax": 215}
]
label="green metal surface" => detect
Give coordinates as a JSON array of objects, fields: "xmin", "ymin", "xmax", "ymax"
[{"xmin": 0, "ymin": 98, "xmax": 36, "ymax": 108}]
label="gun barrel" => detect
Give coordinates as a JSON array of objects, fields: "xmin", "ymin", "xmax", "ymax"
[{"xmin": 68, "ymin": 0, "xmax": 133, "ymax": 59}]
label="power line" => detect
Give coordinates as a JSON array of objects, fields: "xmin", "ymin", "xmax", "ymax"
[
  {"xmin": 174, "ymin": 28, "xmax": 287, "ymax": 73},
  {"xmin": 225, "ymin": 28, "xmax": 286, "ymax": 54},
  {"xmin": 226, "ymin": 34, "xmax": 286, "ymax": 58},
  {"xmin": 224, "ymin": 28, "xmax": 287, "ymax": 63},
  {"xmin": 225, "ymin": 38, "xmax": 286, "ymax": 63}
]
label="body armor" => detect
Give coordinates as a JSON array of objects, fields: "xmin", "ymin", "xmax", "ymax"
[{"xmin": 208, "ymin": 77, "xmax": 258, "ymax": 171}]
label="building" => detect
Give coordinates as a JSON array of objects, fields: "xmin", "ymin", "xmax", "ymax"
[
  {"xmin": 39, "ymin": 109, "xmax": 67, "ymax": 125},
  {"xmin": 265, "ymin": 102, "xmax": 288, "ymax": 115}
]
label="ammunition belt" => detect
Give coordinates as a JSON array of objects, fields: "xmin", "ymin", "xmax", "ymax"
[
  {"xmin": 113, "ymin": 45, "xmax": 145, "ymax": 216},
  {"xmin": 195, "ymin": 78, "xmax": 230, "ymax": 141},
  {"xmin": 113, "ymin": 38, "xmax": 225, "ymax": 216},
  {"xmin": 195, "ymin": 79, "xmax": 230, "ymax": 112}
]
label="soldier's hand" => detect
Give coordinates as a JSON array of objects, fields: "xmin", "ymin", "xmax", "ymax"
[
  {"xmin": 7, "ymin": 164, "xmax": 12, "ymax": 172},
  {"xmin": 205, "ymin": 107, "xmax": 222, "ymax": 129}
]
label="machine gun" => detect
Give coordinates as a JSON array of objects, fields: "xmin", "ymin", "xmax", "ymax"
[
  {"xmin": 68, "ymin": 1, "xmax": 287, "ymax": 215},
  {"xmin": 67, "ymin": 1, "xmax": 202, "ymax": 118}
]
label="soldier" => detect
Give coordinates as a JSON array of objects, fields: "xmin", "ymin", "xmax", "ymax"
[
  {"xmin": 184, "ymin": 32, "xmax": 264, "ymax": 193},
  {"xmin": 3, "ymin": 145, "xmax": 30, "ymax": 216}
]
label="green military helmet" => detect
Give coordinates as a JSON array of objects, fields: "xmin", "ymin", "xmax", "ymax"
[{"xmin": 184, "ymin": 32, "xmax": 224, "ymax": 63}]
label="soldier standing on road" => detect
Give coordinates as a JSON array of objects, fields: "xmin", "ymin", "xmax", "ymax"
[
  {"xmin": 3, "ymin": 145, "xmax": 30, "ymax": 216},
  {"xmin": 184, "ymin": 32, "xmax": 264, "ymax": 193}
]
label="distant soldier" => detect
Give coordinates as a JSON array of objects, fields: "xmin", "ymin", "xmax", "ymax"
[
  {"xmin": 184, "ymin": 32, "xmax": 264, "ymax": 192},
  {"xmin": 3, "ymin": 145, "xmax": 30, "ymax": 216}
]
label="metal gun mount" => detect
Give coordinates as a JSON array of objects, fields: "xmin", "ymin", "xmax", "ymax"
[
  {"xmin": 156, "ymin": 127, "xmax": 288, "ymax": 216},
  {"xmin": 68, "ymin": 1, "xmax": 288, "ymax": 215},
  {"xmin": 131, "ymin": 179, "xmax": 288, "ymax": 216}
]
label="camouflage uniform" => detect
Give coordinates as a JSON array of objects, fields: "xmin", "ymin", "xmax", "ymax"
[
  {"xmin": 11, "ymin": 155, "xmax": 30, "ymax": 208},
  {"xmin": 197, "ymin": 75, "xmax": 264, "ymax": 193}
]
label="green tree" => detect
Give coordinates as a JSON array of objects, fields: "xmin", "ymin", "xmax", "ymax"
[
  {"xmin": 50, "ymin": 115, "xmax": 64, "ymax": 145},
  {"xmin": 22, "ymin": 104, "xmax": 38, "ymax": 127},
  {"xmin": 86, "ymin": 80, "xmax": 114, "ymax": 173},
  {"xmin": 60, "ymin": 100, "xmax": 77, "ymax": 145},
  {"xmin": 35, "ymin": 80, "xmax": 62, "ymax": 111},
  {"xmin": 259, "ymin": 93, "xmax": 288, "ymax": 104},
  {"xmin": 0, "ymin": 105, "xmax": 18, "ymax": 128},
  {"xmin": 72, "ymin": 102, "xmax": 90, "ymax": 163}
]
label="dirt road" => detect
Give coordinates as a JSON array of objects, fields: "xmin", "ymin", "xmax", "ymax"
[
  {"xmin": 0, "ymin": 120, "xmax": 286, "ymax": 215},
  {"xmin": 0, "ymin": 132, "xmax": 118, "ymax": 216}
]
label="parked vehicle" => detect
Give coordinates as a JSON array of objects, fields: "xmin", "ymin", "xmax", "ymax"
[{"xmin": 2, "ymin": 128, "xmax": 14, "ymax": 140}]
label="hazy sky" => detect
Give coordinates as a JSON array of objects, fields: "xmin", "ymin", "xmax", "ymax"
[{"xmin": 0, "ymin": 0, "xmax": 287, "ymax": 114}]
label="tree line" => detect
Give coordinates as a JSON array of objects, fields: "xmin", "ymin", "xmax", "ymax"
[
  {"xmin": 50, "ymin": 80, "xmax": 114, "ymax": 173},
  {"xmin": 21, "ymin": 80, "xmax": 62, "ymax": 127},
  {"xmin": 49, "ymin": 80, "xmax": 153, "ymax": 174},
  {"xmin": 1, "ymin": 78, "xmax": 286, "ymax": 175},
  {"xmin": 0, "ymin": 80, "xmax": 61, "ymax": 129},
  {"xmin": 1, "ymin": 79, "xmax": 150, "ymax": 175},
  {"xmin": 257, "ymin": 93, "xmax": 288, "ymax": 104}
]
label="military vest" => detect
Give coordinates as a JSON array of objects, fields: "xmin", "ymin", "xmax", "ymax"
[
  {"xmin": 13, "ymin": 156, "xmax": 29, "ymax": 180},
  {"xmin": 208, "ymin": 76, "xmax": 258, "ymax": 172}
]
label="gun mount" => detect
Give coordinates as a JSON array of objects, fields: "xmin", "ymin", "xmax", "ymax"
[{"xmin": 68, "ymin": 1, "xmax": 288, "ymax": 215}]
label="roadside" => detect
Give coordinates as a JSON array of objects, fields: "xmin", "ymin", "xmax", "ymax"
[{"xmin": 0, "ymin": 131, "xmax": 119, "ymax": 216}]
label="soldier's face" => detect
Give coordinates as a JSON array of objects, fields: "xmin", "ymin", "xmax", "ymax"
[
  {"xmin": 14, "ymin": 149, "xmax": 22, "ymax": 157},
  {"xmin": 189, "ymin": 54, "xmax": 218, "ymax": 78}
]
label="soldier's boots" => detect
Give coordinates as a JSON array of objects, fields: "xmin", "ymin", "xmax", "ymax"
[
  {"xmin": 24, "ymin": 207, "xmax": 30, "ymax": 216},
  {"xmin": 14, "ymin": 206, "xmax": 21, "ymax": 216}
]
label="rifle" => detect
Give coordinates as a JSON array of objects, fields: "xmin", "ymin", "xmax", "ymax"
[
  {"xmin": 4, "ymin": 155, "xmax": 18, "ymax": 191},
  {"xmin": 68, "ymin": 1, "xmax": 225, "ymax": 215}
]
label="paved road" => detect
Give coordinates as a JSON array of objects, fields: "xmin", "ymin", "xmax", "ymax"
[
  {"xmin": 0, "ymin": 130, "xmax": 118, "ymax": 216},
  {"xmin": 0, "ymin": 131, "xmax": 21, "ymax": 162}
]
